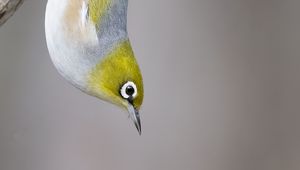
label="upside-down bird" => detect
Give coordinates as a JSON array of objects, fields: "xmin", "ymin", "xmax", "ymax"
[{"xmin": 45, "ymin": 0, "xmax": 144, "ymax": 134}]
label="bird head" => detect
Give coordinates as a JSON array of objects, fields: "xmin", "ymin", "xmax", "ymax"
[
  {"xmin": 45, "ymin": 0, "xmax": 143, "ymax": 134},
  {"xmin": 87, "ymin": 40, "xmax": 144, "ymax": 134}
]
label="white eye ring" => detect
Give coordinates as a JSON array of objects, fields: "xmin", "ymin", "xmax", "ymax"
[{"xmin": 120, "ymin": 81, "xmax": 138, "ymax": 99}]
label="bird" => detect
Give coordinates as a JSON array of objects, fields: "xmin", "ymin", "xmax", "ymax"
[{"xmin": 45, "ymin": 0, "xmax": 144, "ymax": 134}]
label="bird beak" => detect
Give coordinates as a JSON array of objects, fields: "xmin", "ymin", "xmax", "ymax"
[{"xmin": 127, "ymin": 104, "xmax": 141, "ymax": 135}]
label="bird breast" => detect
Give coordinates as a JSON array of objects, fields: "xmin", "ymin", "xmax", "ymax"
[{"xmin": 45, "ymin": 0, "xmax": 129, "ymax": 91}]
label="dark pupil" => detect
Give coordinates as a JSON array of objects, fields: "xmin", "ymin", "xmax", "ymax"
[{"xmin": 126, "ymin": 85, "xmax": 135, "ymax": 96}]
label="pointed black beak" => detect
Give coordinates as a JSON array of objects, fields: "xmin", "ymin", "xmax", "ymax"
[
  {"xmin": 127, "ymin": 102, "xmax": 142, "ymax": 135},
  {"xmin": 133, "ymin": 109, "xmax": 141, "ymax": 135}
]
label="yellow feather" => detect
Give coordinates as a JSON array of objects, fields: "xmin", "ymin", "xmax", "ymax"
[
  {"xmin": 89, "ymin": 0, "xmax": 111, "ymax": 27},
  {"xmin": 88, "ymin": 40, "xmax": 144, "ymax": 109}
]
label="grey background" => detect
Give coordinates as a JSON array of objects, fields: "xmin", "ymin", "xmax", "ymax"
[{"xmin": 0, "ymin": 0, "xmax": 299, "ymax": 170}]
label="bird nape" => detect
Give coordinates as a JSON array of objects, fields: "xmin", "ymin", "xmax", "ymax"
[{"xmin": 45, "ymin": 0, "xmax": 144, "ymax": 134}]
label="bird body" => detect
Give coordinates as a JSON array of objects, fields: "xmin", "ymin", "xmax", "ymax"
[{"xmin": 45, "ymin": 0, "xmax": 143, "ymax": 134}]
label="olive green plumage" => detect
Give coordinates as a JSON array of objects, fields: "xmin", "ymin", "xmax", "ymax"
[
  {"xmin": 89, "ymin": 0, "xmax": 111, "ymax": 27},
  {"xmin": 45, "ymin": 0, "xmax": 144, "ymax": 134},
  {"xmin": 88, "ymin": 40, "xmax": 144, "ymax": 110}
]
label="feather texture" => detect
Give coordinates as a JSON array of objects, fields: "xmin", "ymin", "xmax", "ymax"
[
  {"xmin": 88, "ymin": 0, "xmax": 111, "ymax": 27},
  {"xmin": 45, "ymin": 0, "xmax": 143, "ymax": 111}
]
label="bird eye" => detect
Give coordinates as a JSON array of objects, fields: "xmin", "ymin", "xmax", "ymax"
[{"xmin": 120, "ymin": 81, "xmax": 137, "ymax": 99}]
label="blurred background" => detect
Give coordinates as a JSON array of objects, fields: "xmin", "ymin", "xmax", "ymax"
[{"xmin": 0, "ymin": 0, "xmax": 299, "ymax": 170}]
